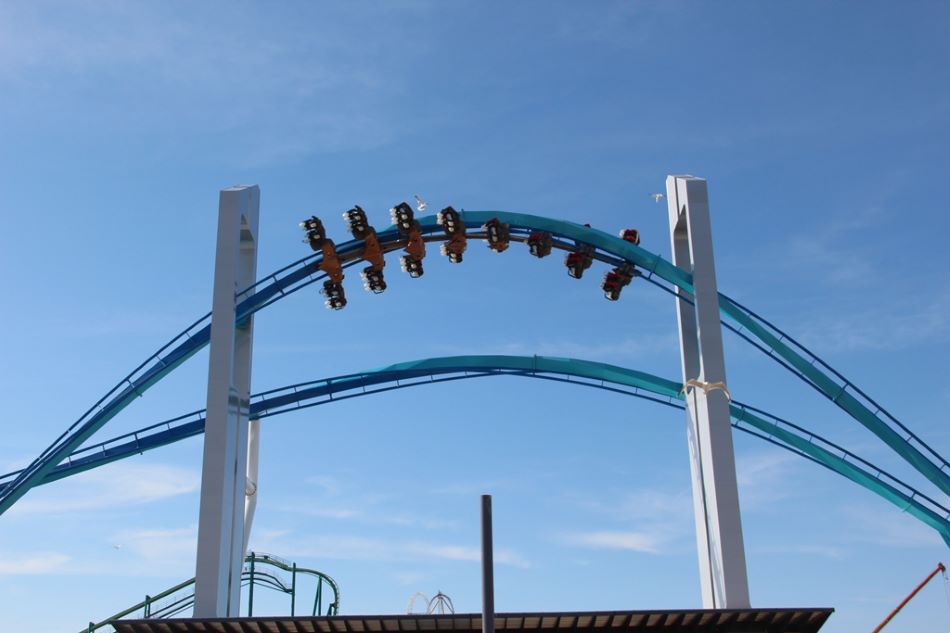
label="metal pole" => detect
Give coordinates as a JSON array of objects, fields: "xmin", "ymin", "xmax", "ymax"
[
  {"xmin": 291, "ymin": 562, "xmax": 297, "ymax": 616},
  {"xmin": 318, "ymin": 579, "xmax": 325, "ymax": 615},
  {"xmin": 871, "ymin": 562, "xmax": 946, "ymax": 633},
  {"xmin": 248, "ymin": 553, "xmax": 255, "ymax": 617},
  {"xmin": 666, "ymin": 175, "xmax": 750, "ymax": 609},
  {"xmin": 481, "ymin": 495, "xmax": 495, "ymax": 633}
]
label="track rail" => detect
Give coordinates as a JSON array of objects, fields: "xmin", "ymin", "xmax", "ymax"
[
  {"xmin": 82, "ymin": 552, "xmax": 339, "ymax": 632},
  {"xmin": 2, "ymin": 211, "xmax": 946, "ymax": 516},
  {"xmin": 4, "ymin": 356, "xmax": 947, "ymax": 546}
]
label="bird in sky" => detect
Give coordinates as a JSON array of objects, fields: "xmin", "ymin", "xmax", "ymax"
[
  {"xmin": 414, "ymin": 195, "xmax": 427, "ymax": 212},
  {"xmin": 651, "ymin": 193, "xmax": 664, "ymax": 202}
]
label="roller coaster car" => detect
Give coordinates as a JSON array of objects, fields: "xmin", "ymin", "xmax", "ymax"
[
  {"xmin": 601, "ymin": 266, "xmax": 635, "ymax": 301},
  {"xmin": 396, "ymin": 220, "xmax": 426, "ymax": 278},
  {"xmin": 527, "ymin": 231, "xmax": 552, "ymax": 258},
  {"xmin": 390, "ymin": 202, "xmax": 415, "ymax": 234},
  {"xmin": 400, "ymin": 255, "xmax": 424, "ymax": 278},
  {"xmin": 300, "ymin": 216, "xmax": 327, "ymax": 250},
  {"xmin": 343, "ymin": 205, "xmax": 371, "ymax": 240},
  {"xmin": 437, "ymin": 206, "xmax": 463, "ymax": 236},
  {"xmin": 440, "ymin": 233, "xmax": 467, "ymax": 264},
  {"xmin": 361, "ymin": 266, "xmax": 387, "ymax": 294},
  {"xmin": 405, "ymin": 223, "xmax": 426, "ymax": 258},
  {"xmin": 361, "ymin": 231, "xmax": 386, "ymax": 272},
  {"xmin": 321, "ymin": 280, "xmax": 347, "ymax": 310},
  {"xmin": 318, "ymin": 240, "xmax": 344, "ymax": 284},
  {"xmin": 483, "ymin": 218, "xmax": 510, "ymax": 252},
  {"xmin": 619, "ymin": 229, "xmax": 641, "ymax": 245},
  {"xmin": 565, "ymin": 250, "xmax": 593, "ymax": 279}
]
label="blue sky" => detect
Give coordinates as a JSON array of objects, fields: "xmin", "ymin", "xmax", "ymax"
[{"xmin": 1, "ymin": 1, "xmax": 949, "ymax": 631}]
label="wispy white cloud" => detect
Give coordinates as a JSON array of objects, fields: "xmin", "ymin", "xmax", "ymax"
[
  {"xmin": 0, "ymin": 454, "xmax": 35, "ymax": 474},
  {"xmin": 394, "ymin": 571, "xmax": 428, "ymax": 587},
  {"xmin": 48, "ymin": 309, "xmax": 199, "ymax": 339},
  {"xmin": 617, "ymin": 489, "xmax": 694, "ymax": 522},
  {"xmin": 256, "ymin": 342, "xmax": 381, "ymax": 357},
  {"xmin": 486, "ymin": 548, "xmax": 532, "ymax": 569},
  {"xmin": 771, "ymin": 196, "xmax": 950, "ymax": 349},
  {"xmin": 735, "ymin": 451, "xmax": 800, "ymax": 510},
  {"xmin": 8, "ymin": 463, "xmax": 198, "ymax": 516},
  {"xmin": 559, "ymin": 487, "xmax": 693, "ymax": 555},
  {"xmin": 842, "ymin": 503, "xmax": 944, "ymax": 548},
  {"xmin": 0, "ymin": 3, "xmax": 420, "ymax": 165},
  {"xmin": 305, "ymin": 507, "xmax": 362, "ymax": 520},
  {"xmin": 113, "ymin": 526, "xmax": 197, "ymax": 569},
  {"xmin": 279, "ymin": 502, "xmax": 457, "ymax": 530},
  {"xmin": 254, "ymin": 533, "xmax": 529, "ymax": 568},
  {"xmin": 784, "ymin": 204, "xmax": 887, "ymax": 286},
  {"xmin": 304, "ymin": 475, "xmax": 344, "ymax": 497},
  {"xmin": 569, "ymin": 487, "xmax": 693, "ymax": 524},
  {"xmin": 427, "ymin": 470, "xmax": 559, "ymax": 498},
  {"xmin": 552, "ymin": 3, "xmax": 667, "ymax": 48},
  {"xmin": 0, "ymin": 527, "xmax": 196, "ymax": 578},
  {"xmin": 795, "ymin": 544, "xmax": 847, "ymax": 559},
  {"xmin": 561, "ymin": 530, "xmax": 664, "ymax": 554},
  {"xmin": 280, "ymin": 476, "xmax": 460, "ymax": 529},
  {"xmin": 754, "ymin": 543, "xmax": 848, "ymax": 560},
  {"xmin": 249, "ymin": 527, "xmax": 291, "ymax": 544},
  {"xmin": 429, "ymin": 479, "xmax": 520, "ymax": 496},
  {"xmin": 0, "ymin": 552, "xmax": 71, "ymax": 575},
  {"xmin": 411, "ymin": 543, "xmax": 530, "ymax": 569},
  {"xmin": 383, "ymin": 514, "xmax": 459, "ymax": 530},
  {"xmin": 416, "ymin": 544, "xmax": 480, "ymax": 562},
  {"xmin": 794, "ymin": 290, "xmax": 950, "ymax": 352}
]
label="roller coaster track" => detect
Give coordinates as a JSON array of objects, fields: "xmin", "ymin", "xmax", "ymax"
[
  {"xmin": 3, "ymin": 355, "xmax": 949, "ymax": 546},
  {"xmin": 2, "ymin": 211, "xmax": 947, "ymax": 517},
  {"xmin": 83, "ymin": 552, "xmax": 339, "ymax": 632}
]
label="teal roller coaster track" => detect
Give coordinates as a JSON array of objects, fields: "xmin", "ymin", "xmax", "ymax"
[
  {"xmin": 83, "ymin": 551, "xmax": 339, "ymax": 632},
  {"xmin": 4, "ymin": 354, "xmax": 949, "ymax": 546},
  {"xmin": 1, "ymin": 211, "xmax": 947, "ymax": 549}
]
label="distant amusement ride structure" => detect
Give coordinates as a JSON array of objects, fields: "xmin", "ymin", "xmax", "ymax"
[
  {"xmin": 1, "ymin": 177, "xmax": 948, "ymax": 626},
  {"xmin": 408, "ymin": 591, "xmax": 456, "ymax": 615}
]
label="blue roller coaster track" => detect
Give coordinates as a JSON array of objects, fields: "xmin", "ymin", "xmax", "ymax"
[
  {"xmin": 1, "ymin": 211, "xmax": 946, "ymax": 542},
  {"xmin": 3, "ymin": 354, "xmax": 948, "ymax": 545}
]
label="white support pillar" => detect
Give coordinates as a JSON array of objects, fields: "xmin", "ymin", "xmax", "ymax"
[
  {"xmin": 243, "ymin": 418, "xmax": 261, "ymax": 555},
  {"xmin": 666, "ymin": 175, "xmax": 750, "ymax": 609},
  {"xmin": 194, "ymin": 185, "xmax": 260, "ymax": 618}
]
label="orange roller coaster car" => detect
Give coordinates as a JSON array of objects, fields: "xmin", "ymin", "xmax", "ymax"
[{"xmin": 318, "ymin": 240, "xmax": 344, "ymax": 284}]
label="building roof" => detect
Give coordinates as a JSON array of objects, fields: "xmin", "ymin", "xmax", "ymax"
[{"xmin": 113, "ymin": 608, "xmax": 834, "ymax": 633}]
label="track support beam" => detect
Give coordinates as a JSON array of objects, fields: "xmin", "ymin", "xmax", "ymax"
[
  {"xmin": 194, "ymin": 185, "xmax": 260, "ymax": 617},
  {"xmin": 667, "ymin": 175, "xmax": 750, "ymax": 608}
]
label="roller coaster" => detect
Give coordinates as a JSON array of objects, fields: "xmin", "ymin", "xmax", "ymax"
[
  {"xmin": 2, "ymin": 194, "xmax": 948, "ymax": 623},
  {"xmin": 83, "ymin": 552, "xmax": 339, "ymax": 632},
  {"xmin": 3, "ymin": 354, "xmax": 949, "ymax": 544}
]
